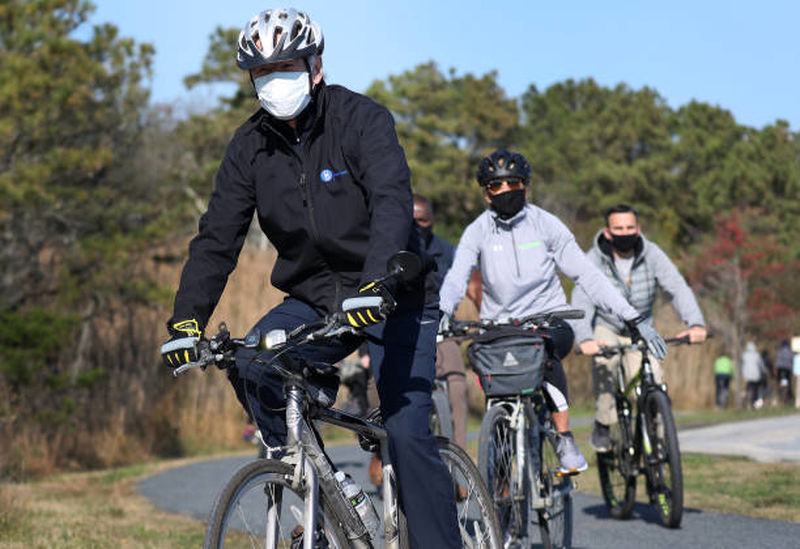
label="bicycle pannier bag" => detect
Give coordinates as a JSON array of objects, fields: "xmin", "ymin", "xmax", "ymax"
[{"xmin": 467, "ymin": 327, "xmax": 546, "ymax": 397}]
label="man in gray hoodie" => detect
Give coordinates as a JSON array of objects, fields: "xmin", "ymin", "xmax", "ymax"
[
  {"xmin": 572, "ymin": 204, "xmax": 707, "ymax": 451},
  {"xmin": 439, "ymin": 151, "xmax": 667, "ymax": 474}
]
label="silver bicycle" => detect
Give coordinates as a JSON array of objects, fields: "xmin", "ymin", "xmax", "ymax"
[
  {"xmin": 452, "ymin": 310, "xmax": 585, "ymax": 549},
  {"xmin": 176, "ymin": 253, "xmax": 502, "ymax": 548}
]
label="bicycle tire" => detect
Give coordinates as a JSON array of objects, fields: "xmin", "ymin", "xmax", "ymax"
[
  {"xmin": 642, "ymin": 390, "xmax": 683, "ymax": 528},
  {"xmin": 431, "ymin": 387, "xmax": 454, "ymax": 441},
  {"xmin": 437, "ymin": 436, "xmax": 503, "ymax": 549},
  {"xmin": 477, "ymin": 404, "xmax": 528, "ymax": 546},
  {"xmin": 533, "ymin": 409, "xmax": 573, "ymax": 549},
  {"xmin": 204, "ymin": 459, "xmax": 349, "ymax": 549},
  {"xmin": 596, "ymin": 398, "xmax": 637, "ymax": 520}
]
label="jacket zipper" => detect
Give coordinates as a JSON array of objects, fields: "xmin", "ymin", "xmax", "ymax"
[
  {"xmin": 509, "ymin": 223, "xmax": 521, "ymax": 277},
  {"xmin": 262, "ymin": 121, "xmax": 322, "ymax": 243},
  {"xmin": 262, "ymin": 118, "xmax": 344, "ymax": 309}
]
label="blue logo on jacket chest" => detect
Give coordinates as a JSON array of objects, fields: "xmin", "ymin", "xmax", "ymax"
[{"xmin": 320, "ymin": 169, "xmax": 349, "ymax": 182}]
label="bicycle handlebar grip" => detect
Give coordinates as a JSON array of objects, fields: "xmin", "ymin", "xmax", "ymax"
[{"xmin": 553, "ymin": 309, "xmax": 586, "ymax": 320}]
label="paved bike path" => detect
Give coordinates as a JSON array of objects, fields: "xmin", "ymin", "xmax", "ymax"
[
  {"xmin": 678, "ymin": 413, "xmax": 800, "ymax": 463},
  {"xmin": 137, "ymin": 416, "xmax": 800, "ymax": 548}
]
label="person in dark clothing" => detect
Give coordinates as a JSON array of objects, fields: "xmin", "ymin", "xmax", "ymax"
[
  {"xmin": 159, "ymin": 9, "xmax": 459, "ymax": 547},
  {"xmin": 366, "ymin": 195, "xmax": 471, "ymax": 488},
  {"xmin": 775, "ymin": 339, "xmax": 794, "ymax": 405},
  {"xmin": 413, "ymin": 194, "xmax": 469, "ymax": 452},
  {"xmin": 760, "ymin": 348, "xmax": 774, "ymax": 405}
]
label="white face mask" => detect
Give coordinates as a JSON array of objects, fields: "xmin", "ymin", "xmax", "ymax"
[{"xmin": 253, "ymin": 71, "xmax": 311, "ymax": 120}]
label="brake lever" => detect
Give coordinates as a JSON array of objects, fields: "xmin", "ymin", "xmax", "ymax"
[{"xmin": 172, "ymin": 341, "xmax": 215, "ymax": 377}]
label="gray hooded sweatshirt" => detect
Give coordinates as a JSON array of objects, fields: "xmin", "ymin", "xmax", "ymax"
[
  {"xmin": 439, "ymin": 204, "xmax": 640, "ymax": 325},
  {"xmin": 571, "ymin": 230, "xmax": 706, "ymax": 342}
]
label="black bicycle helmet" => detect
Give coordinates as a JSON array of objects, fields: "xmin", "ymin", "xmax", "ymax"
[
  {"xmin": 476, "ymin": 150, "xmax": 531, "ymax": 186},
  {"xmin": 237, "ymin": 8, "xmax": 324, "ymax": 70}
]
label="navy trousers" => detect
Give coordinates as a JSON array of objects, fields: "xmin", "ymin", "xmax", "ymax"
[{"xmin": 227, "ymin": 297, "xmax": 461, "ymax": 548}]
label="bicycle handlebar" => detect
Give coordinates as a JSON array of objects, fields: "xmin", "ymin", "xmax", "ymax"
[
  {"xmin": 173, "ymin": 252, "xmax": 422, "ymax": 376},
  {"xmin": 440, "ymin": 309, "xmax": 585, "ymax": 338},
  {"xmin": 574, "ymin": 331, "xmax": 713, "ymax": 357}
]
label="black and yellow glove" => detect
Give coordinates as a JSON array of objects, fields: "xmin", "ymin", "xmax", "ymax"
[
  {"xmin": 341, "ymin": 282, "xmax": 396, "ymax": 328},
  {"xmin": 161, "ymin": 319, "xmax": 202, "ymax": 368}
]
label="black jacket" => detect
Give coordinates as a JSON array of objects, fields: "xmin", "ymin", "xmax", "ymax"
[{"xmin": 171, "ymin": 83, "xmax": 425, "ymax": 330}]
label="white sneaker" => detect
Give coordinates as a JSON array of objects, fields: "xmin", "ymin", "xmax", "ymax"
[{"xmin": 556, "ymin": 432, "xmax": 588, "ymax": 474}]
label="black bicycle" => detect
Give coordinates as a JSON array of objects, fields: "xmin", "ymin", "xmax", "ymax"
[
  {"xmin": 175, "ymin": 252, "xmax": 502, "ymax": 548},
  {"xmin": 448, "ymin": 309, "xmax": 585, "ymax": 549},
  {"xmin": 584, "ymin": 334, "xmax": 703, "ymax": 528}
]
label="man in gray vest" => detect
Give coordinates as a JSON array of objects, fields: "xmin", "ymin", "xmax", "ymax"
[{"xmin": 572, "ymin": 204, "xmax": 707, "ymax": 452}]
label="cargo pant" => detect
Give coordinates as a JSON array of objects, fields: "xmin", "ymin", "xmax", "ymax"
[{"xmin": 592, "ymin": 324, "xmax": 663, "ymax": 425}]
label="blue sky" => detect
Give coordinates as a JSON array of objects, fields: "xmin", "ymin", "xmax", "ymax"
[{"xmin": 88, "ymin": 0, "xmax": 799, "ymax": 129}]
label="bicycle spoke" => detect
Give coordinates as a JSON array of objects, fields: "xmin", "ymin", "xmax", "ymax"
[
  {"xmin": 204, "ymin": 460, "xmax": 348, "ymax": 549},
  {"xmin": 439, "ymin": 438, "xmax": 502, "ymax": 548}
]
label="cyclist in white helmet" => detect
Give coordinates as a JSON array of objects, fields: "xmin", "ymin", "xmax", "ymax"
[{"xmin": 162, "ymin": 8, "xmax": 461, "ymax": 547}]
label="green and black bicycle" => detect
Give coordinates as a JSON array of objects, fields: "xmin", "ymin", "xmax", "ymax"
[{"xmin": 586, "ymin": 335, "xmax": 703, "ymax": 528}]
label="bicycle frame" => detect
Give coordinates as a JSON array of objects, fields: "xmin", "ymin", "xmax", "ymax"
[
  {"xmin": 485, "ymin": 393, "xmax": 559, "ymax": 512},
  {"xmin": 264, "ymin": 373, "xmax": 405, "ymax": 549},
  {"xmin": 612, "ymin": 344, "xmax": 668, "ymax": 476}
]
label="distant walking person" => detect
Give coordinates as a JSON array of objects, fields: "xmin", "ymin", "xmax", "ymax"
[
  {"xmin": 713, "ymin": 354, "xmax": 734, "ymax": 409},
  {"xmin": 741, "ymin": 342, "xmax": 766, "ymax": 409},
  {"xmin": 775, "ymin": 339, "xmax": 794, "ymax": 405},
  {"xmin": 794, "ymin": 351, "xmax": 800, "ymax": 408}
]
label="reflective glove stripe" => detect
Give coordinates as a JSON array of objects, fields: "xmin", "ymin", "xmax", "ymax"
[
  {"xmin": 347, "ymin": 312, "xmax": 361, "ymax": 327},
  {"xmin": 173, "ymin": 319, "xmax": 201, "ymax": 337}
]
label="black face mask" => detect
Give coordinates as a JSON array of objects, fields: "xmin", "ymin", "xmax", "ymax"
[
  {"xmin": 610, "ymin": 233, "xmax": 640, "ymax": 252},
  {"xmin": 415, "ymin": 223, "xmax": 433, "ymax": 245},
  {"xmin": 489, "ymin": 189, "xmax": 526, "ymax": 220}
]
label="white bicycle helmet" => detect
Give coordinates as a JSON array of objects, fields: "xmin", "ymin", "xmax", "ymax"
[{"xmin": 236, "ymin": 8, "xmax": 324, "ymax": 70}]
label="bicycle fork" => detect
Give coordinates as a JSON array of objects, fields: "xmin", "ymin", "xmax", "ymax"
[
  {"xmin": 272, "ymin": 386, "xmax": 372, "ymax": 549},
  {"xmin": 509, "ymin": 400, "xmax": 550, "ymax": 511}
]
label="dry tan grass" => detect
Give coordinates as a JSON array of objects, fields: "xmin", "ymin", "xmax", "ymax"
[{"xmin": 0, "ymin": 457, "xmax": 210, "ymax": 548}]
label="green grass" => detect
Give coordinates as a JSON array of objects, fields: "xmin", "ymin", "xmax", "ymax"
[{"xmin": 674, "ymin": 405, "xmax": 800, "ymax": 429}]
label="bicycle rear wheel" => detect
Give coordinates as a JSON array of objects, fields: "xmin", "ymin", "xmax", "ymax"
[
  {"xmin": 596, "ymin": 398, "xmax": 637, "ymax": 519},
  {"xmin": 204, "ymin": 459, "xmax": 349, "ymax": 549},
  {"xmin": 643, "ymin": 390, "xmax": 683, "ymax": 528},
  {"xmin": 477, "ymin": 404, "xmax": 528, "ymax": 546},
  {"xmin": 438, "ymin": 437, "xmax": 502, "ymax": 548},
  {"xmin": 534, "ymin": 413, "xmax": 573, "ymax": 549},
  {"xmin": 430, "ymin": 386, "xmax": 454, "ymax": 441}
]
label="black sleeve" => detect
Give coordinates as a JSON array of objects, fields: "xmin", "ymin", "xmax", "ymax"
[
  {"xmin": 170, "ymin": 138, "xmax": 256, "ymax": 331},
  {"xmin": 344, "ymin": 104, "xmax": 413, "ymax": 288}
]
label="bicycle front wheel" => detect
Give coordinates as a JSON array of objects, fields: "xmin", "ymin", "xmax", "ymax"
[
  {"xmin": 478, "ymin": 404, "xmax": 528, "ymax": 545},
  {"xmin": 535, "ymin": 417, "xmax": 573, "ymax": 549},
  {"xmin": 643, "ymin": 390, "xmax": 683, "ymax": 528},
  {"xmin": 596, "ymin": 398, "xmax": 637, "ymax": 519},
  {"xmin": 438, "ymin": 437, "xmax": 502, "ymax": 549},
  {"xmin": 204, "ymin": 459, "xmax": 349, "ymax": 549}
]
